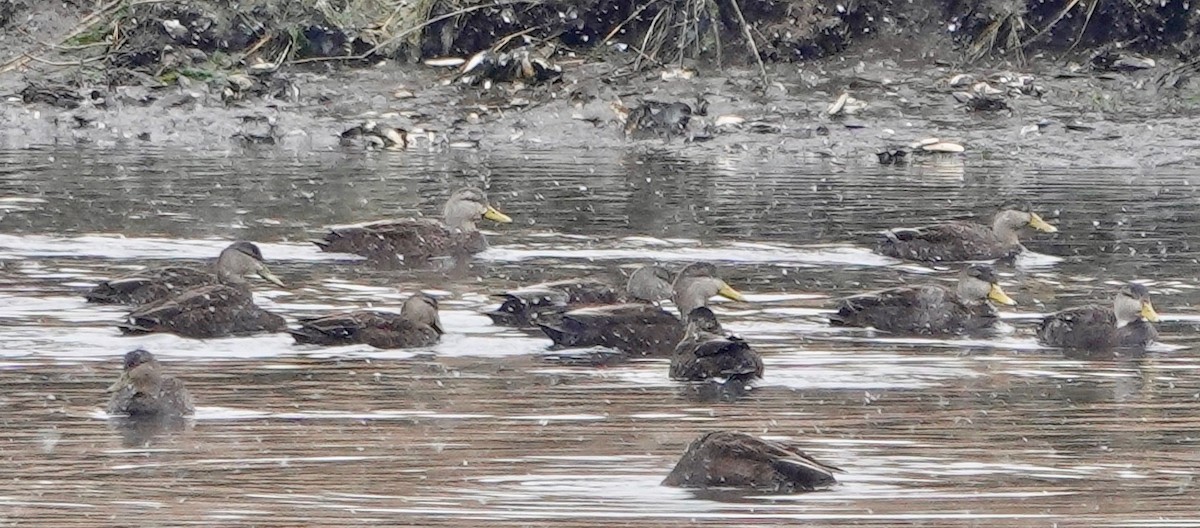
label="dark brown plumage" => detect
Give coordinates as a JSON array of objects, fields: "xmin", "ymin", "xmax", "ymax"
[
  {"xmin": 313, "ymin": 187, "xmax": 511, "ymax": 263},
  {"xmin": 84, "ymin": 241, "xmax": 284, "ymax": 305},
  {"xmin": 876, "ymin": 201, "xmax": 1058, "ymax": 262},
  {"xmin": 484, "ymin": 266, "xmax": 673, "ymax": 327},
  {"xmin": 538, "ymin": 262, "xmax": 745, "ymax": 356},
  {"xmin": 290, "ymin": 293, "xmax": 443, "ymax": 349},
  {"xmin": 829, "ymin": 264, "xmax": 1015, "ymax": 336},
  {"xmin": 662, "ymin": 431, "xmax": 841, "ymax": 492},
  {"xmin": 669, "ymin": 307, "xmax": 763, "ymax": 383},
  {"xmin": 119, "ymin": 284, "xmax": 287, "ymax": 338},
  {"xmin": 1038, "ymin": 283, "xmax": 1160, "ymax": 351},
  {"xmin": 106, "ymin": 349, "xmax": 194, "ymax": 417}
]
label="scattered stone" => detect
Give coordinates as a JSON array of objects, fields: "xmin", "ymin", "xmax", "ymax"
[
  {"xmin": 1093, "ymin": 50, "xmax": 1156, "ymax": 72},
  {"xmin": 826, "ymin": 92, "xmax": 866, "ymax": 116}
]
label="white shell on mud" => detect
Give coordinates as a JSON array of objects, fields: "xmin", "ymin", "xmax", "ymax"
[
  {"xmin": 921, "ymin": 142, "xmax": 965, "ymax": 153},
  {"xmin": 424, "ymin": 57, "xmax": 466, "ymax": 67},
  {"xmin": 909, "ymin": 137, "xmax": 940, "ymax": 149},
  {"xmin": 948, "ymin": 73, "xmax": 974, "ymax": 87},
  {"xmin": 715, "ymin": 115, "xmax": 746, "ymax": 127},
  {"xmin": 661, "ymin": 67, "xmax": 696, "ymax": 81},
  {"xmin": 826, "ymin": 93, "xmax": 850, "ymax": 116},
  {"xmin": 1113, "ymin": 56, "xmax": 1156, "ymax": 70}
]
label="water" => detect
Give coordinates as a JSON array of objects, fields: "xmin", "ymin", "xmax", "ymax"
[{"xmin": 3, "ymin": 146, "xmax": 1200, "ymax": 526}]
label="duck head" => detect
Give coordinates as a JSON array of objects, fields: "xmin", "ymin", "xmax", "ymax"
[
  {"xmin": 216, "ymin": 241, "xmax": 285, "ymax": 287},
  {"xmin": 402, "ymin": 292, "xmax": 444, "ymax": 334},
  {"xmin": 672, "ymin": 262, "xmax": 746, "ymax": 316},
  {"xmin": 443, "ymin": 187, "xmax": 512, "ymax": 231},
  {"xmin": 626, "ymin": 265, "xmax": 674, "ymax": 303},
  {"xmin": 958, "ymin": 264, "xmax": 1016, "ymax": 306},
  {"xmin": 1114, "ymin": 283, "xmax": 1159, "ymax": 327},
  {"xmin": 993, "ymin": 200, "xmax": 1057, "ymax": 245}
]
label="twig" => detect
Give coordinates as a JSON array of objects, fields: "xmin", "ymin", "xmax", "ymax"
[
  {"xmin": 287, "ymin": 0, "xmax": 543, "ymax": 65},
  {"xmin": 727, "ymin": 0, "xmax": 767, "ymax": 87},
  {"xmin": 0, "ymin": 0, "xmax": 125, "ymax": 75},
  {"xmin": 602, "ymin": 0, "xmax": 656, "ymax": 45},
  {"xmin": 27, "ymin": 55, "xmax": 107, "ymax": 66}
]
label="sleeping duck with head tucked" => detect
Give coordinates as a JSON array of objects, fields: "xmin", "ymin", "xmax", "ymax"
[
  {"xmin": 538, "ymin": 262, "xmax": 745, "ymax": 356},
  {"xmin": 314, "ymin": 187, "xmax": 512, "ymax": 264},
  {"xmin": 290, "ymin": 292, "xmax": 444, "ymax": 349},
  {"xmin": 1038, "ymin": 283, "xmax": 1160, "ymax": 352},
  {"xmin": 876, "ymin": 200, "xmax": 1058, "ymax": 262},
  {"xmin": 84, "ymin": 241, "xmax": 284, "ymax": 305},
  {"xmin": 484, "ymin": 265, "xmax": 674, "ymax": 327},
  {"xmin": 662, "ymin": 431, "xmax": 841, "ymax": 492},
  {"xmin": 829, "ymin": 264, "xmax": 1016, "ymax": 336}
]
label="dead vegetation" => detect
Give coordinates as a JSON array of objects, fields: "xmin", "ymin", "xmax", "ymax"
[{"xmin": 0, "ymin": 0, "xmax": 1197, "ymax": 91}]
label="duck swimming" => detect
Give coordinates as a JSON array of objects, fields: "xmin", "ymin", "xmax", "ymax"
[
  {"xmin": 483, "ymin": 265, "xmax": 674, "ymax": 327},
  {"xmin": 1038, "ymin": 283, "xmax": 1160, "ymax": 351},
  {"xmin": 118, "ymin": 283, "xmax": 287, "ymax": 339},
  {"xmin": 106, "ymin": 349, "xmax": 194, "ymax": 417},
  {"xmin": 290, "ymin": 293, "xmax": 443, "ymax": 349},
  {"xmin": 538, "ymin": 262, "xmax": 746, "ymax": 356},
  {"xmin": 662, "ymin": 431, "xmax": 841, "ymax": 492},
  {"xmin": 84, "ymin": 241, "xmax": 284, "ymax": 305},
  {"xmin": 314, "ymin": 187, "xmax": 512, "ymax": 263},
  {"xmin": 669, "ymin": 307, "xmax": 763, "ymax": 384},
  {"xmin": 829, "ymin": 264, "xmax": 1016, "ymax": 336},
  {"xmin": 876, "ymin": 200, "xmax": 1058, "ymax": 262}
]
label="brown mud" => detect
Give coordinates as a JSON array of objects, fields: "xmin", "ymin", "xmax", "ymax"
[{"xmin": 0, "ymin": 0, "xmax": 1198, "ymax": 166}]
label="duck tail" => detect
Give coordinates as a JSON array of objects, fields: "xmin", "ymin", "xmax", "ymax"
[
  {"xmin": 117, "ymin": 318, "xmax": 154, "ymax": 335},
  {"xmin": 538, "ymin": 323, "xmax": 572, "ymax": 347},
  {"xmin": 84, "ymin": 283, "xmax": 122, "ymax": 304}
]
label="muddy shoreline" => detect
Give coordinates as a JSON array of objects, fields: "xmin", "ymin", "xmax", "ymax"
[{"xmin": 0, "ymin": 0, "xmax": 1197, "ymax": 166}]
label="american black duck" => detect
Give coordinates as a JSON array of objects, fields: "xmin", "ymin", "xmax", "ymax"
[
  {"xmin": 483, "ymin": 265, "xmax": 674, "ymax": 327},
  {"xmin": 84, "ymin": 241, "xmax": 284, "ymax": 305},
  {"xmin": 290, "ymin": 293, "xmax": 443, "ymax": 349},
  {"xmin": 669, "ymin": 307, "xmax": 763, "ymax": 383},
  {"xmin": 662, "ymin": 431, "xmax": 841, "ymax": 492},
  {"xmin": 829, "ymin": 264, "xmax": 1016, "ymax": 336},
  {"xmin": 538, "ymin": 262, "xmax": 745, "ymax": 356},
  {"xmin": 119, "ymin": 283, "xmax": 287, "ymax": 338},
  {"xmin": 314, "ymin": 187, "xmax": 512, "ymax": 263},
  {"xmin": 106, "ymin": 349, "xmax": 194, "ymax": 417},
  {"xmin": 1037, "ymin": 283, "xmax": 1160, "ymax": 351},
  {"xmin": 876, "ymin": 200, "xmax": 1058, "ymax": 262}
]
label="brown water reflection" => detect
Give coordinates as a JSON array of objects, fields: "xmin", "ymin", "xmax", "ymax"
[{"xmin": 2, "ymin": 147, "xmax": 1200, "ymax": 526}]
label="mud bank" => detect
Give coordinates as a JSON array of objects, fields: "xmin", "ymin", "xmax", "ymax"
[{"xmin": 0, "ymin": 0, "xmax": 1197, "ymax": 167}]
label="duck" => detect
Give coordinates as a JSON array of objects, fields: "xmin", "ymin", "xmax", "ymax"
[
  {"xmin": 1037, "ymin": 283, "xmax": 1160, "ymax": 351},
  {"xmin": 876, "ymin": 200, "xmax": 1058, "ymax": 262},
  {"xmin": 662, "ymin": 431, "xmax": 841, "ymax": 492},
  {"xmin": 84, "ymin": 241, "xmax": 284, "ymax": 305},
  {"xmin": 118, "ymin": 282, "xmax": 287, "ymax": 338},
  {"xmin": 313, "ymin": 187, "xmax": 512, "ymax": 263},
  {"xmin": 290, "ymin": 293, "xmax": 443, "ymax": 349},
  {"xmin": 538, "ymin": 262, "xmax": 745, "ymax": 356},
  {"xmin": 483, "ymin": 265, "xmax": 674, "ymax": 327},
  {"xmin": 106, "ymin": 349, "xmax": 194, "ymax": 417},
  {"xmin": 669, "ymin": 307, "xmax": 763, "ymax": 384},
  {"xmin": 829, "ymin": 264, "xmax": 1016, "ymax": 336}
]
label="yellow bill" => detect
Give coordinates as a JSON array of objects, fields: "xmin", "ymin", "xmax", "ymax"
[
  {"xmin": 988, "ymin": 283, "xmax": 1017, "ymax": 306},
  {"xmin": 483, "ymin": 205, "xmax": 513, "ymax": 223},
  {"xmin": 717, "ymin": 282, "xmax": 747, "ymax": 302},
  {"xmin": 1141, "ymin": 301, "xmax": 1160, "ymax": 322},
  {"xmin": 257, "ymin": 266, "xmax": 285, "ymax": 287},
  {"xmin": 1028, "ymin": 213, "xmax": 1058, "ymax": 233}
]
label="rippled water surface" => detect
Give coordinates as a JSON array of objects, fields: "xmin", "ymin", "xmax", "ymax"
[{"xmin": 3, "ymin": 147, "xmax": 1200, "ymax": 527}]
